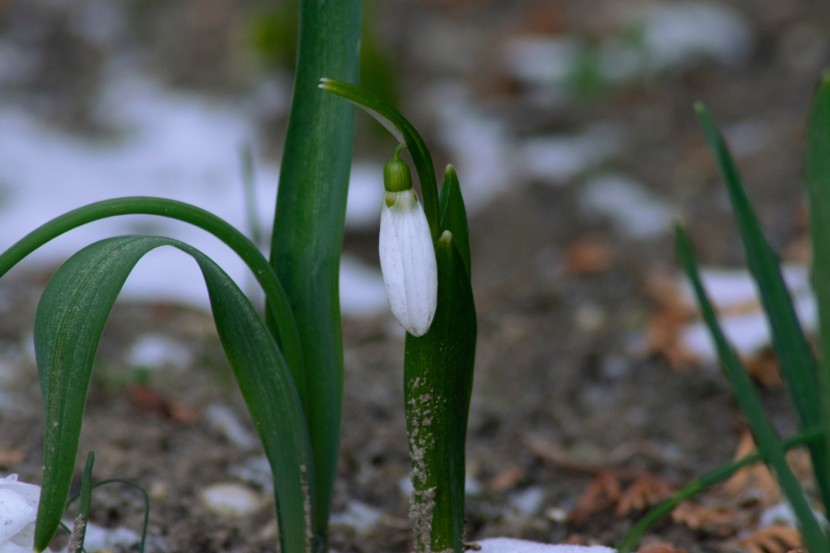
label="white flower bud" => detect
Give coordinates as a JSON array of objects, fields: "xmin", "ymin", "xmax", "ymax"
[
  {"xmin": 0, "ymin": 474, "xmax": 41, "ymax": 553},
  {"xmin": 379, "ymin": 188, "xmax": 438, "ymax": 336}
]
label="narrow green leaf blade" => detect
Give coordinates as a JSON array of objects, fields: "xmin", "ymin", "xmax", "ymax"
[
  {"xmin": 439, "ymin": 165, "xmax": 471, "ymax": 278},
  {"xmin": 404, "ymin": 231, "xmax": 476, "ymax": 553},
  {"xmin": 805, "ymin": 72, "xmax": 830, "ymax": 514},
  {"xmin": 33, "ymin": 236, "xmax": 314, "ymax": 553},
  {"xmin": 320, "ymin": 78, "xmax": 440, "ymax": 239},
  {"xmin": 696, "ymin": 103, "xmax": 830, "ymax": 510},
  {"xmin": 675, "ymin": 226, "xmax": 828, "ymax": 551},
  {"xmin": 194, "ymin": 244, "xmax": 314, "ymax": 553}
]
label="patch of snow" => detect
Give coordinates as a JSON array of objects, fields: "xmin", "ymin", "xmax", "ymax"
[
  {"xmin": 502, "ymin": 2, "xmax": 752, "ymax": 93},
  {"xmin": 228, "ymin": 455, "xmax": 273, "ymax": 494},
  {"xmin": 678, "ymin": 265, "xmax": 817, "ymax": 360},
  {"xmin": 520, "ymin": 124, "xmax": 623, "ymax": 185},
  {"xmin": 205, "ymin": 403, "xmax": 257, "ymax": 450},
  {"xmin": 430, "ymin": 82, "xmax": 515, "ymax": 211},
  {"xmin": 68, "ymin": 523, "xmax": 142, "ymax": 553},
  {"xmin": 632, "ymin": 2, "xmax": 753, "ymax": 71},
  {"xmin": 501, "ymin": 37, "xmax": 581, "ymax": 87},
  {"xmin": 0, "ymin": 71, "xmax": 388, "ymax": 317},
  {"xmin": 199, "ymin": 482, "xmax": 264, "ymax": 518},
  {"xmin": 330, "ymin": 500, "xmax": 382, "ymax": 534},
  {"xmin": 476, "ymin": 538, "xmax": 616, "ymax": 553},
  {"xmin": 508, "ymin": 487, "xmax": 546, "ymax": 517},
  {"xmin": 580, "ymin": 174, "xmax": 672, "ymax": 238},
  {"xmin": 126, "ymin": 334, "xmax": 193, "ymax": 370}
]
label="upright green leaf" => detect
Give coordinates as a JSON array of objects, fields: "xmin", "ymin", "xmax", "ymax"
[
  {"xmin": 696, "ymin": 103, "xmax": 830, "ymax": 508},
  {"xmin": 438, "ymin": 165, "xmax": 471, "ymax": 277},
  {"xmin": 269, "ymin": 4, "xmax": 362, "ymax": 546},
  {"xmin": 33, "ymin": 236, "xmax": 313, "ymax": 553},
  {"xmin": 805, "ymin": 72, "xmax": 830, "ymax": 516},
  {"xmin": 404, "ymin": 231, "xmax": 477, "ymax": 553},
  {"xmin": 675, "ymin": 226, "xmax": 828, "ymax": 551}
]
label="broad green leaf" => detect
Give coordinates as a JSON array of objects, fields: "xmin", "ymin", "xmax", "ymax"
[
  {"xmin": 696, "ymin": 103, "xmax": 830, "ymax": 509},
  {"xmin": 319, "ymin": 78, "xmax": 440, "ymax": 240},
  {"xmin": 33, "ymin": 236, "xmax": 313, "ymax": 553},
  {"xmin": 675, "ymin": 226, "xmax": 828, "ymax": 551},
  {"xmin": 439, "ymin": 165, "xmax": 471, "ymax": 278},
  {"xmin": 404, "ymin": 231, "xmax": 477, "ymax": 553},
  {"xmin": 0, "ymin": 196, "xmax": 306, "ymax": 403},
  {"xmin": 270, "ymin": 4, "xmax": 362, "ymax": 543}
]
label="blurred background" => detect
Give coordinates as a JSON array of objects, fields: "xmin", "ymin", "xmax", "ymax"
[{"xmin": 2, "ymin": 1, "xmax": 830, "ymax": 551}]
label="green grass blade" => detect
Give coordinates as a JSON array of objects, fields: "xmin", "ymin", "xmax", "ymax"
[
  {"xmin": 675, "ymin": 225, "xmax": 828, "ymax": 551},
  {"xmin": 33, "ymin": 236, "xmax": 314, "ymax": 553},
  {"xmin": 618, "ymin": 427, "xmax": 822, "ymax": 553},
  {"xmin": 319, "ymin": 78, "xmax": 440, "ymax": 239},
  {"xmin": 268, "ymin": 2, "xmax": 362, "ymax": 545},
  {"xmin": 805, "ymin": 72, "xmax": 830, "ymax": 516},
  {"xmin": 438, "ymin": 165, "xmax": 471, "ymax": 278},
  {"xmin": 695, "ymin": 104, "xmax": 830, "ymax": 508},
  {"xmin": 0, "ymin": 196, "xmax": 306, "ymax": 401},
  {"xmin": 404, "ymin": 231, "xmax": 477, "ymax": 553}
]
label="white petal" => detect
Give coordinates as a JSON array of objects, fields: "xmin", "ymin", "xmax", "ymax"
[{"xmin": 379, "ymin": 191, "xmax": 438, "ymax": 336}]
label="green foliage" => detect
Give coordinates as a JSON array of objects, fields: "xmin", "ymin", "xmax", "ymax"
[
  {"xmin": 621, "ymin": 78, "xmax": 830, "ymax": 551},
  {"xmin": 323, "ymin": 79, "xmax": 477, "ymax": 553},
  {"xmin": 2, "ymin": 4, "xmax": 479, "ymax": 553},
  {"xmin": 32, "ymin": 236, "xmax": 314, "ymax": 553}
]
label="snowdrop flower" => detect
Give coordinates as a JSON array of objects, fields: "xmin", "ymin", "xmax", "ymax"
[
  {"xmin": 378, "ymin": 147, "xmax": 438, "ymax": 336},
  {"xmin": 0, "ymin": 474, "xmax": 40, "ymax": 553}
]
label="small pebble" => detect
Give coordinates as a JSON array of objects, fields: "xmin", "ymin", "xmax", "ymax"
[{"xmin": 199, "ymin": 482, "xmax": 263, "ymax": 518}]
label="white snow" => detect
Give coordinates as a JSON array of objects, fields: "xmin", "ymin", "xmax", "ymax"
[
  {"xmin": 476, "ymin": 538, "xmax": 616, "ymax": 553},
  {"xmin": 580, "ymin": 174, "xmax": 673, "ymax": 239},
  {"xmin": 0, "ymin": 72, "xmax": 388, "ymax": 317},
  {"xmin": 678, "ymin": 265, "xmax": 817, "ymax": 361}
]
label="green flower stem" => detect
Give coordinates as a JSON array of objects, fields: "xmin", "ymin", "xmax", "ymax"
[
  {"xmin": 0, "ymin": 196, "xmax": 305, "ymax": 400},
  {"xmin": 319, "ymin": 78, "xmax": 441, "ymax": 240},
  {"xmin": 269, "ymin": 2, "xmax": 362, "ymax": 548}
]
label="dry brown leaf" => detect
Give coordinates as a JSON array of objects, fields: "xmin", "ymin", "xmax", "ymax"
[
  {"xmin": 743, "ymin": 348, "xmax": 784, "ymax": 389},
  {"xmin": 722, "ymin": 432, "xmax": 813, "ymax": 507},
  {"xmin": 564, "ymin": 235, "xmax": 612, "ymax": 275},
  {"xmin": 569, "ymin": 469, "xmax": 675, "ymax": 522},
  {"xmin": 486, "ymin": 464, "xmax": 525, "ymax": 493},
  {"xmin": 671, "ymin": 501, "xmax": 738, "ymax": 537},
  {"xmin": 740, "ymin": 525, "xmax": 801, "ymax": 553},
  {"xmin": 567, "ymin": 470, "xmax": 621, "ymax": 523},
  {"xmin": 127, "ymin": 385, "xmax": 201, "ymax": 424},
  {"xmin": 616, "ymin": 473, "xmax": 675, "ymax": 515}
]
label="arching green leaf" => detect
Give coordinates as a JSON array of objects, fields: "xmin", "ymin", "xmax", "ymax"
[{"xmin": 33, "ymin": 236, "xmax": 313, "ymax": 553}]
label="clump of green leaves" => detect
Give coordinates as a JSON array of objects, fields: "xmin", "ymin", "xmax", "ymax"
[
  {"xmin": 620, "ymin": 75, "xmax": 830, "ymax": 552},
  {"xmin": 2, "ymin": 2, "xmax": 478, "ymax": 553}
]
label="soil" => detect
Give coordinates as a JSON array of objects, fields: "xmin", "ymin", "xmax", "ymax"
[{"xmin": 1, "ymin": 0, "xmax": 828, "ymax": 552}]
